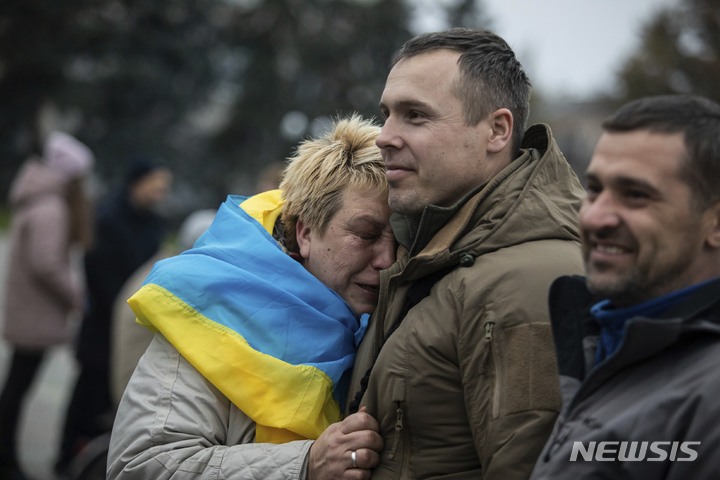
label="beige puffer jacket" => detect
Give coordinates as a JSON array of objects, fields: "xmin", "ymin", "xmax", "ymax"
[
  {"xmin": 107, "ymin": 333, "xmax": 314, "ymax": 479},
  {"xmin": 347, "ymin": 124, "xmax": 586, "ymax": 479}
]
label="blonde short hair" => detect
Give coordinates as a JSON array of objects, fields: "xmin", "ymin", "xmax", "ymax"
[{"xmin": 280, "ymin": 114, "xmax": 387, "ymax": 253}]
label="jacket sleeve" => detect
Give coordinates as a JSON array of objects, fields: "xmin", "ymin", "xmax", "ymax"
[
  {"xmin": 107, "ymin": 333, "xmax": 313, "ymax": 480},
  {"xmin": 26, "ymin": 198, "xmax": 79, "ymax": 310},
  {"xmin": 458, "ymin": 241, "xmax": 578, "ymax": 480},
  {"xmin": 663, "ymin": 371, "xmax": 720, "ymax": 480}
]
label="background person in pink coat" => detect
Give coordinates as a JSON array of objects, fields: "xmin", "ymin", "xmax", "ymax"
[{"xmin": 0, "ymin": 132, "xmax": 94, "ymax": 480}]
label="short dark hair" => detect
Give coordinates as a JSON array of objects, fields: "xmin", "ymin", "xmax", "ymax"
[
  {"xmin": 602, "ymin": 94, "xmax": 720, "ymax": 209},
  {"xmin": 391, "ymin": 28, "xmax": 531, "ymax": 153}
]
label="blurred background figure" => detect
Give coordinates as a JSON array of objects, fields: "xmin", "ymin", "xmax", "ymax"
[
  {"xmin": 110, "ymin": 208, "xmax": 216, "ymax": 406},
  {"xmin": 55, "ymin": 156, "xmax": 173, "ymax": 476},
  {"xmin": 0, "ymin": 132, "xmax": 94, "ymax": 480}
]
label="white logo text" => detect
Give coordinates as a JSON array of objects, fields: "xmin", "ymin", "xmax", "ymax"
[{"xmin": 570, "ymin": 441, "xmax": 700, "ymax": 462}]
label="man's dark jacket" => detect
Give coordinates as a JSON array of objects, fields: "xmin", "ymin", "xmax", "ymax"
[{"xmin": 531, "ymin": 275, "xmax": 720, "ymax": 479}]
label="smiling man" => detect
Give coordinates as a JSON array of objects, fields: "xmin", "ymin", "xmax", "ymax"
[
  {"xmin": 530, "ymin": 95, "xmax": 720, "ymax": 480},
  {"xmin": 342, "ymin": 28, "xmax": 586, "ymax": 479}
]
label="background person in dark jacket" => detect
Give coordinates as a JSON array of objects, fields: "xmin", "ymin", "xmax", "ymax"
[
  {"xmin": 55, "ymin": 157, "xmax": 172, "ymax": 475},
  {"xmin": 0, "ymin": 132, "xmax": 94, "ymax": 480},
  {"xmin": 530, "ymin": 94, "xmax": 720, "ymax": 480}
]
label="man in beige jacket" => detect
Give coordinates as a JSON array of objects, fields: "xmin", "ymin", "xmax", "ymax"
[{"xmin": 335, "ymin": 28, "xmax": 586, "ymax": 479}]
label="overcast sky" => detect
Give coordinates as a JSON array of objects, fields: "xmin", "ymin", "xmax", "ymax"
[{"xmin": 408, "ymin": 0, "xmax": 681, "ymax": 100}]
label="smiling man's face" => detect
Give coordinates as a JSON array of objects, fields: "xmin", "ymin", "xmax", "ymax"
[
  {"xmin": 376, "ymin": 49, "xmax": 502, "ymax": 215},
  {"xmin": 580, "ymin": 129, "xmax": 716, "ymax": 307}
]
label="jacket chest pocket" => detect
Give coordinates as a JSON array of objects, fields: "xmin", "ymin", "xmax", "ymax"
[{"xmin": 490, "ymin": 322, "xmax": 562, "ymax": 417}]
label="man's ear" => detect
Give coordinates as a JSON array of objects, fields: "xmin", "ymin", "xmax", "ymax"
[
  {"xmin": 487, "ymin": 108, "xmax": 513, "ymax": 154},
  {"xmin": 296, "ymin": 218, "xmax": 312, "ymax": 259},
  {"xmin": 705, "ymin": 201, "xmax": 720, "ymax": 249}
]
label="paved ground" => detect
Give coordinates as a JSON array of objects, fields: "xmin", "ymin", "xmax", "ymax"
[{"xmin": 0, "ymin": 233, "xmax": 80, "ymax": 480}]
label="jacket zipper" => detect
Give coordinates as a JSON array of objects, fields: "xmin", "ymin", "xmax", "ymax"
[
  {"xmin": 387, "ymin": 402, "xmax": 404, "ymax": 460},
  {"xmin": 484, "ymin": 322, "xmax": 495, "ymax": 342},
  {"xmin": 400, "ymin": 413, "xmax": 411, "ymax": 480}
]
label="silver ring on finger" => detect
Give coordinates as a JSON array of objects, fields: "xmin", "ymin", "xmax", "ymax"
[{"xmin": 351, "ymin": 450, "xmax": 358, "ymax": 468}]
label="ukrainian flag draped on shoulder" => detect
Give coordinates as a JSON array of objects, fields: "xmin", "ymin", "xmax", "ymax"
[{"xmin": 128, "ymin": 190, "xmax": 368, "ymax": 443}]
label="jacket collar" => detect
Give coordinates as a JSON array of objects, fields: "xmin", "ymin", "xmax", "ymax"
[
  {"xmin": 389, "ymin": 124, "xmax": 583, "ymax": 283},
  {"xmin": 391, "ymin": 182, "xmax": 487, "ymax": 257},
  {"xmin": 550, "ymin": 275, "xmax": 720, "ymax": 411}
]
